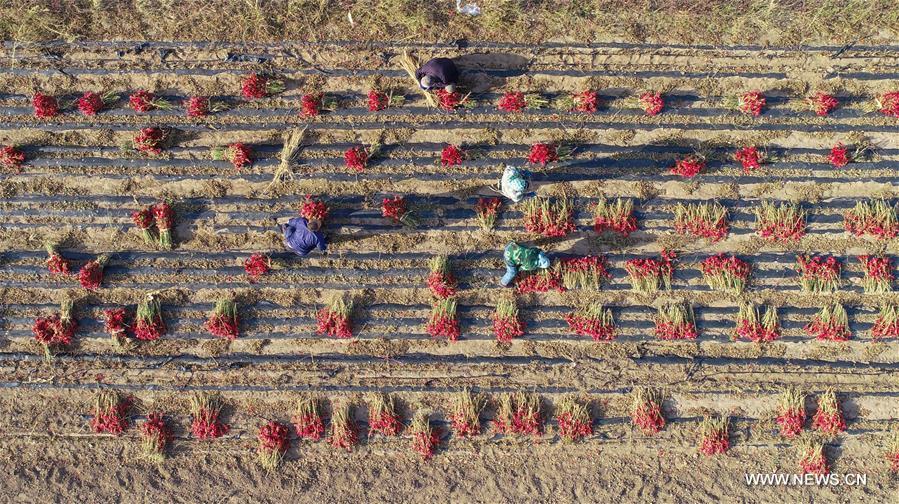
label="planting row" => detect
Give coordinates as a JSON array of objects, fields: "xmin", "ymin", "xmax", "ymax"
[{"xmin": 77, "ymin": 387, "xmax": 887, "ymax": 474}]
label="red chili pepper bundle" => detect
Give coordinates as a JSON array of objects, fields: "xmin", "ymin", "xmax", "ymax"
[
  {"xmin": 888, "ymin": 434, "xmax": 899, "ymax": 473},
  {"xmin": 381, "ymin": 195, "xmax": 417, "ymax": 227},
  {"xmin": 796, "ymin": 255, "xmax": 841, "ymax": 293},
  {"xmin": 212, "ymin": 143, "xmax": 253, "ymax": 170},
  {"xmin": 798, "ymin": 441, "xmax": 829, "ymax": 475},
  {"xmin": 32, "ymin": 299, "xmax": 78, "ymax": 354},
  {"xmin": 873, "ymin": 304, "xmax": 899, "ymax": 340},
  {"xmin": 474, "ymin": 197, "xmax": 502, "ymax": 231},
  {"xmin": 134, "ymin": 295, "xmax": 166, "ymax": 341},
  {"xmin": 206, "ymin": 297, "xmax": 239, "ymax": 340},
  {"xmin": 449, "ymin": 389, "xmax": 483, "ymax": 438},
  {"xmin": 190, "ymin": 392, "xmax": 231, "ymax": 440},
  {"xmin": 812, "ymin": 390, "xmax": 846, "ymax": 436},
  {"xmin": 639, "ymin": 91, "xmax": 664, "ymax": 116},
  {"xmin": 45, "ymin": 243, "xmax": 70, "ymax": 276},
  {"xmin": 554, "ymin": 396, "xmax": 592, "ymax": 442},
  {"xmin": 0, "ymin": 145, "xmax": 25, "ymax": 171},
  {"xmin": 754, "ymin": 202, "xmax": 806, "ymax": 243},
  {"xmin": 128, "ymin": 89, "xmax": 171, "ymax": 113},
  {"xmin": 737, "ymin": 90, "xmax": 766, "ymax": 116},
  {"xmin": 776, "ymin": 388, "xmax": 806, "ymax": 439},
  {"xmin": 131, "ymin": 207, "xmax": 155, "ymax": 245},
  {"xmin": 102, "ymin": 307, "xmax": 130, "ymax": 343},
  {"xmin": 593, "ymin": 197, "xmax": 637, "ymax": 237},
  {"xmin": 571, "ymin": 90, "xmax": 600, "ymax": 113},
  {"xmin": 522, "ymin": 196, "xmax": 575, "ymax": 237},
  {"xmin": 698, "ymin": 416, "xmax": 729, "ymax": 456},
  {"xmin": 527, "ymin": 142, "xmax": 558, "ymax": 166},
  {"xmin": 368, "ymin": 393, "xmax": 402, "ymax": 437},
  {"xmin": 808, "ymin": 92, "xmax": 838, "ymax": 116},
  {"xmin": 734, "ymin": 146, "xmax": 762, "ymax": 174},
  {"xmin": 440, "ymin": 144, "xmax": 464, "ymax": 167},
  {"xmin": 328, "ymin": 403, "xmax": 358, "ymax": 451},
  {"xmin": 300, "ymin": 93, "xmax": 322, "ymax": 116},
  {"xmin": 494, "ymin": 392, "xmax": 543, "ymax": 437},
  {"xmin": 859, "ymin": 255, "xmax": 894, "ymax": 293},
  {"xmin": 700, "ymin": 253, "xmax": 750, "ymax": 293},
  {"xmin": 673, "ymin": 201, "xmax": 729, "ymax": 242},
  {"xmin": 497, "ymin": 91, "xmax": 527, "ymax": 112},
  {"xmin": 631, "ymin": 388, "xmax": 665, "ymax": 435},
  {"xmin": 77, "ymin": 91, "xmax": 117, "ymax": 116},
  {"xmin": 292, "ymin": 396, "xmax": 326, "ymax": 441},
  {"xmin": 804, "ymin": 304, "xmax": 850, "ymax": 341},
  {"xmin": 89, "ymin": 391, "xmax": 131, "ymax": 435},
  {"xmin": 654, "ymin": 303, "xmax": 697, "ymax": 340},
  {"xmin": 733, "ymin": 303, "xmax": 779, "ymax": 343},
  {"xmin": 244, "ymin": 253, "xmax": 271, "ymax": 282},
  {"xmin": 492, "ymin": 298, "xmax": 525, "ymax": 343},
  {"xmin": 344, "ymin": 146, "xmax": 368, "ymax": 172},
  {"xmin": 425, "ymin": 297, "xmax": 460, "ymax": 341},
  {"xmin": 844, "ymin": 199, "xmax": 899, "ymax": 239},
  {"xmin": 242, "ymin": 73, "xmax": 285, "ymax": 100},
  {"xmin": 828, "ymin": 143, "xmax": 849, "ymax": 167},
  {"xmin": 78, "ymin": 254, "xmax": 109, "ymax": 290},
  {"xmin": 560, "ymin": 255, "xmax": 609, "ymax": 291},
  {"xmin": 624, "ymin": 250, "xmax": 676, "ymax": 294},
  {"xmin": 877, "ymin": 91, "xmax": 899, "ymax": 118},
  {"xmin": 367, "ymin": 89, "xmax": 390, "ymax": 112},
  {"xmin": 316, "ymin": 296, "xmax": 353, "ymax": 339},
  {"xmin": 514, "ymin": 267, "xmax": 564, "ymax": 294},
  {"xmin": 426, "ymin": 255, "xmax": 457, "ymax": 299},
  {"xmin": 409, "ymin": 411, "xmax": 439, "ymax": 460},
  {"xmin": 32, "ymin": 92, "xmax": 59, "ymax": 118},
  {"xmin": 139, "ymin": 412, "xmax": 173, "ymax": 462},
  {"xmin": 153, "ymin": 201, "xmax": 175, "ymax": 249},
  {"xmin": 435, "ymin": 89, "xmax": 466, "ymax": 111},
  {"xmin": 565, "ymin": 304, "xmax": 615, "ymax": 342},
  {"xmin": 299, "ymin": 194, "xmax": 329, "ymax": 223},
  {"xmin": 133, "ymin": 127, "xmax": 165, "ymax": 155},
  {"xmin": 185, "ymin": 96, "xmax": 209, "ymax": 117},
  {"xmin": 670, "ymin": 154, "xmax": 706, "ymax": 178},
  {"xmin": 257, "ymin": 420, "xmax": 290, "ymax": 470}
]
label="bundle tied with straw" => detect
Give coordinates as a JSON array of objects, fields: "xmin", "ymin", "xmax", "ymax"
[
  {"xmin": 398, "ymin": 51, "xmax": 438, "ymax": 108},
  {"xmin": 268, "ymin": 126, "xmax": 308, "ymax": 190}
]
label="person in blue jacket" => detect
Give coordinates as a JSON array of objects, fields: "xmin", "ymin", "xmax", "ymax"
[{"xmin": 281, "ymin": 217, "xmax": 326, "ymax": 256}]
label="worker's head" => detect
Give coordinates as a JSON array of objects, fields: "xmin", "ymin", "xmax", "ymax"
[
  {"xmin": 307, "ymin": 219, "xmax": 322, "ymax": 232},
  {"xmin": 420, "ymin": 75, "xmax": 433, "ymax": 89},
  {"xmin": 445, "ymin": 84, "xmax": 456, "ymax": 94},
  {"xmin": 537, "ymin": 252, "xmax": 550, "ymax": 269}
]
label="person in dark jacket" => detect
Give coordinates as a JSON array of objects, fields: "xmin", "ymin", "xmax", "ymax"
[
  {"xmin": 281, "ymin": 217, "xmax": 326, "ymax": 257},
  {"xmin": 416, "ymin": 57, "xmax": 459, "ymax": 93},
  {"xmin": 500, "ymin": 241, "xmax": 551, "ymax": 287}
]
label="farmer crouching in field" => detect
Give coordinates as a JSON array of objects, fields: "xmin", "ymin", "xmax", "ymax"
[
  {"xmin": 498, "ymin": 165, "xmax": 533, "ymax": 203},
  {"xmin": 416, "ymin": 57, "xmax": 460, "ymax": 92},
  {"xmin": 281, "ymin": 217, "xmax": 327, "ymax": 257},
  {"xmin": 500, "ymin": 241, "xmax": 550, "ymax": 287}
]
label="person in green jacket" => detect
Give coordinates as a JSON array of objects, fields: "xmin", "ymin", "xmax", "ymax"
[{"xmin": 500, "ymin": 241, "xmax": 551, "ymax": 287}]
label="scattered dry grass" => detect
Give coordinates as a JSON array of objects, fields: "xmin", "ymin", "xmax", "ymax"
[{"xmin": 2, "ymin": 1, "xmax": 899, "ymax": 46}]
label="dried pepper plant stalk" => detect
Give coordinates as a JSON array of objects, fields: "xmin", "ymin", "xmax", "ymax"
[
  {"xmin": 754, "ymin": 201, "xmax": 806, "ymax": 243},
  {"xmin": 409, "ymin": 411, "xmax": 440, "ymax": 460},
  {"xmin": 493, "ymin": 392, "xmax": 543, "ymax": 437},
  {"xmin": 45, "ymin": 242, "xmax": 70, "ymax": 276},
  {"xmin": 514, "ymin": 265, "xmax": 564, "ymax": 294},
  {"xmin": 700, "ymin": 253, "xmax": 750, "ymax": 294},
  {"xmin": 368, "ymin": 393, "xmax": 402, "ymax": 437},
  {"xmin": 631, "ymin": 387, "xmax": 665, "ymax": 435},
  {"xmin": 244, "ymin": 253, "xmax": 271, "ymax": 282},
  {"xmin": 843, "ymin": 199, "xmax": 899, "ymax": 239},
  {"xmin": 812, "ymin": 389, "xmax": 846, "ymax": 437},
  {"xmin": 78, "ymin": 254, "xmax": 109, "ymax": 290},
  {"xmin": 673, "ymin": 201, "xmax": 729, "ymax": 242},
  {"xmin": 328, "ymin": 403, "xmax": 359, "ymax": 451},
  {"xmin": 593, "ymin": 197, "xmax": 637, "ymax": 237},
  {"xmin": 669, "ymin": 154, "xmax": 706, "ymax": 178},
  {"xmin": 426, "ymin": 255, "xmax": 457, "ymax": 299},
  {"xmin": 152, "ymin": 201, "xmax": 175, "ymax": 250},
  {"xmin": 493, "ymin": 297, "xmax": 525, "ymax": 343},
  {"xmin": 474, "ymin": 197, "xmax": 502, "ymax": 231},
  {"xmin": 128, "ymin": 89, "xmax": 171, "ymax": 112},
  {"xmin": 734, "ymin": 146, "xmax": 763, "ymax": 173},
  {"xmin": 381, "ymin": 195, "xmax": 418, "ymax": 227},
  {"xmin": 293, "ymin": 395, "xmax": 326, "ymax": 441},
  {"xmin": 804, "ymin": 304, "xmax": 851, "ymax": 341},
  {"xmin": 241, "ymin": 73, "xmax": 285, "ymax": 100},
  {"xmin": 211, "ymin": 143, "xmax": 253, "ymax": 171},
  {"xmin": 775, "ymin": 387, "xmax": 806, "ymax": 439},
  {"xmin": 190, "ymin": 392, "xmax": 230, "ymax": 440},
  {"xmin": 90, "ymin": 390, "xmax": 131, "ymax": 434},
  {"xmin": 654, "ymin": 302, "xmax": 698, "ymax": 340},
  {"xmin": 859, "ymin": 255, "xmax": 894, "ymax": 293},
  {"xmin": 316, "ymin": 294, "xmax": 354, "ymax": 339},
  {"xmin": 807, "ymin": 92, "xmax": 839, "ymax": 116},
  {"xmin": 134, "ymin": 294, "xmax": 166, "ymax": 341},
  {"xmin": 555, "ymin": 396, "xmax": 593, "ymax": 442},
  {"xmin": 798, "ymin": 441, "xmax": 829, "ymax": 475},
  {"xmin": 697, "ymin": 415, "xmax": 730, "ymax": 456},
  {"xmin": 205, "ymin": 297, "xmax": 239, "ymax": 340},
  {"xmin": 497, "ymin": 91, "xmax": 548, "ymax": 112},
  {"xmin": 521, "ymin": 196, "xmax": 575, "ymax": 237},
  {"xmin": 560, "ymin": 256, "xmax": 609, "ymax": 291},
  {"xmin": 796, "ymin": 255, "xmax": 841, "ymax": 293},
  {"xmin": 139, "ymin": 412, "xmax": 173, "ymax": 463},
  {"xmin": 565, "ymin": 304, "xmax": 615, "ymax": 342},
  {"xmin": 256, "ymin": 420, "xmax": 290, "ymax": 470},
  {"xmin": 624, "ymin": 250, "xmax": 676, "ymax": 294},
  {"xmin": 639, "ymin": 91, "xmax": 664, "ymax": 115},
  {"xmin": 872, "ymin": 304, "xmax": 899, "ymax": 340},
  {"xmin": 449, "ymin": 389, "xmax": 484, "ymax": 438},
  {"xmin": 32, "ymin": 299, "xmax": 78, "ymax": 358},
  {"xmin": 425, "ymin": 297, "xmax": 460, "ymax": 341},
  {"xmin": 734, "ymin": 303, "xmax": 779, "ymax": 343}
]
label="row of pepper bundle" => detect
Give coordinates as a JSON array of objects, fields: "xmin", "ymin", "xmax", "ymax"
[
  {"xmin": 514, "ymin": 256, "xmax": 610, "ymax": 294},
  {"xmin": 44, "ymin": 243, "xmax": 110, "ymax": 290},
  {"xmin": 89, "ymin": 391, "xmax": 230, "ymax": 462},
  {"xmin": 316, "ymin": 295, "xmax": 354, "ymax": 339},
  {"xmin": 131, "ymin": 201, "xmax": 176, "ymax": 249},
  {"xmin": 35, "ymin": 87, "xmax": 885, "ymax": 119}
]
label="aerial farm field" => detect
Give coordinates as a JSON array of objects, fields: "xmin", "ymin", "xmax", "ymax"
[{"xmin": 5, "ymin": 2, "xmax": 899, "ymax": 502}]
